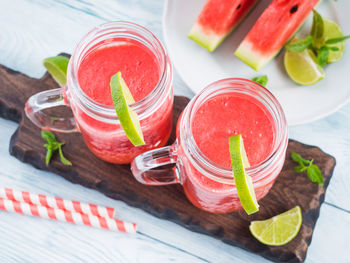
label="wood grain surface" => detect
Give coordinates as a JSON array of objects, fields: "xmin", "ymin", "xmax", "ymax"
[{"xmin": 0, "ymin": 63, "xmax": 336, "ymax": 263}]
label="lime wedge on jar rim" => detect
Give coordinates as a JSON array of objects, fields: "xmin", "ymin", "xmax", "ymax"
[
  {"xmin": 43, "ymin": 56, "xmax": 69, "ymax": 86},
  {"xmin": 249, "ymin": 206, "xmax": 302, "ymax": 246},
  {"xmin": 229, "ymin": 134, "xmax": 259, "ymax": 215},
  {"xmin": 110, "ymin": 72, "xmax": 145, "ymax": 147}
]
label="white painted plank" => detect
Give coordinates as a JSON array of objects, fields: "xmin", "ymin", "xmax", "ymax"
[
  {"xmin": 0, "ymin": 212, "xmax": 205, "ymax": 263},
  {"xmin": 304, "ymin": 204, "xmax": 350, "ymax": 263}
]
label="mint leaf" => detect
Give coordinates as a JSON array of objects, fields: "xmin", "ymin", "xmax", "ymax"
[
  {"xmin": 307, "ymin": 164, "xmax": 324, "ymax": 186},
  {"xmin": 291, "ymin": 152, "xmax": 303, "ymax": 162},
  {"xmin": 317, "ymin": 46, "xmax": 329, "ymax": 67},
  {"xmin": 45, "ymin": 149, "xmax": 53, "ymax": 166},
  {"xmin": 290, "ymin": 152, "xmax": 323, "ymax": 186},
  {"xmin": 41, "ymin": 130, "xmax": 56, "ymax": 144},
  {"xmin": 58, "ymin": 145, "xmax": 72, "ymax": 166},
  {"xmin": 41, "ymin": 130, "xmax": 72, "ymax": 166},
  {"xmin": 252, "ymin": 75, "xmax": 268, "ymax": 86},
  {"xmin": 325, "ymin": 35, "xmax": 350, "ymax": 45},
  {"xmin": 285, "ymin": 36, "xmax": 314, "ymax": 52},
  {"xmin": 327, "ymin": 46, "xmax": 340, "ymax": 51},
  {"xmin": 291, "ymin": 152, "xmax": 310, "ymax": 165},
  {"xmin": 311, "ymin": 10, "xmax": 324, "ymax": 45},
  {"xmin": 293, "ymin": 165, "xmax": 308, "ymax": 173}
]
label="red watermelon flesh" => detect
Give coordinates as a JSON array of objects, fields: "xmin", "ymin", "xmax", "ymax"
[
  {"xmin": 189, "ymin": 0, "xmax": 258, "ymax": 52},
  {"xmin": 235, "ymin": 0, "xmax": 321, "ymax": 71}
]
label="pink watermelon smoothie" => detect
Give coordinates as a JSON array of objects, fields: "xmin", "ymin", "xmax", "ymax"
[
  {"xmin": 178, "ymin": 92, "xmax": 278, "ymax": 213},
  {"xmin": 78, "ymin": 41, "xmax": 159, "ymax": 104},
  {"xmin": 75, "ymin": 39, "xmax": 173, "ymax": 164},
  {"xmin": 192, "ymin": 94, "xmax": 274, "ymax": 168}
]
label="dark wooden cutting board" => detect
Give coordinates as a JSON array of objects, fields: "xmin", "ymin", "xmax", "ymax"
[{"xmin": 0, "ymin": 62, "xmax": 336, "ymax": 263}]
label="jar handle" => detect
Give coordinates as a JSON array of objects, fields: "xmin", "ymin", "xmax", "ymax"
[
  {"xmin": 131, "ymin": 144, "xmax": 181, "ymax": 185},
  {"xmin": 24, "ymin": 87, "xmax": 78, "ymax": 133}
]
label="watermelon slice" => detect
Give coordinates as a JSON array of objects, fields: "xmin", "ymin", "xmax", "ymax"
[
  {"xmin": 188, "ymin": 0, "xmax": 259, "ymax": 52},
  {"xmin": 235, "ymin": 0, "xmax": 321, "ymax": 71}
]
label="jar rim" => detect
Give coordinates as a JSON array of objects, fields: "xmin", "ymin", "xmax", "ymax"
[
  {"xmin": 67, "ymin": 21, "xmax": 170, "ymax": 121},
  {"xmin": 180, "ymin": 78, "xmax": 288, "ymax": 185}
]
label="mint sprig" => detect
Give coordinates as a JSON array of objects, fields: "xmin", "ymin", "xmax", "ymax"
[
  {"xmin": 285, "ymin": 9, "xmax": 350, "ymax": 68},
  {"xmin": 252, "ymin": 75, "xmax": 268, "ymax": 86},
  {"xmin": 285, "ymin": 36, "xmax": 314, "ymax": 52},
  {"xmin": 41, "ymin": 130, "xmax": 72, "ymax": 166},
  {"xmin": 291, "ymin": 152, "xmax": 323, "ymax": 186},
  {"xmin": 317, "ymin": 46, "xmax": 330, "ymax": 67},
  {"xmin": 325, "ymin": 35, "xmax": 350, "ymax": 45}
]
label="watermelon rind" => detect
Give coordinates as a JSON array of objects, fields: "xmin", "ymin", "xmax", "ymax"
[
  {"xmin": 188, "ymin": 23, "xmax": 223, "ymax": 52},
  {"xmin": 188, "ymin": 0, "xmax": 259, "ymax": 52},
  {"xmin": 234, "ymin": 42, "xmax": 278, "ymax": 71}
]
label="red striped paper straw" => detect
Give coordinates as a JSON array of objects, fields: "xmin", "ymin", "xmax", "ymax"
[
  {"xmin": 0, "ymin": 198, "xmax": 137, "ymax": 233},
  {"xmin": 0, "ymin": 188, "xmax": 115, "ymax": 218}
]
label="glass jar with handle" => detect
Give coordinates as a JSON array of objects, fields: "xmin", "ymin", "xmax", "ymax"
[
  {"xmin": 25, "ymin": 21, "xmax": 174, "ymax": 164},
  {"xmin": 131, "ymin": 78, "xmax": 288, "ymax": 213}
]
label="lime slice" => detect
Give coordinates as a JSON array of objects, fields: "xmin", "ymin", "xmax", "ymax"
[
  {"xmin": 284, "ymin": 48, "xmax": 325, "ymax": 85},
  {"xmin": 323, "ymin": 18, "xmax": 345, "ymax": 63},
  {"xmin": 110, "ymin": 72, "xmax": 145, "ymax": 147},
  {"xmin": 249, "ymin": 206, "xmax": 302, "ymax": 246},
  {"xmin": 229, "ymin": 134, "xmax": 259, "ymax": 215},
  {"xmin": 43, "ymin": 56, "xmax": 69, "ymax": 86}
]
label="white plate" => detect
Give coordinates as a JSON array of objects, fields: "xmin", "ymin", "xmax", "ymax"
[{"xmin": 163, "ymin": 0, "xmax": 350, "ymax": 126}]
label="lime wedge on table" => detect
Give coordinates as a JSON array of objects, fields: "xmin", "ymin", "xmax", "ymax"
[
  {"xmin": 43, "ymin": 56, "xmax": 69, "ymax": 86},
  {"xmin": 249, "ymin": 206, "xmax": 302, "ymax": 246},
  {"xmin": 284, "ymin": 48, "xmax": 325, "ymax": 85},
  {"xmin": 110, "ymin": 72, "xmax": 145, "ymax": 146},
  {"xmin": 229, "ymin": 134, "xmax": 259, "ymax": 215},
  {"xmin": 323, "ymin": 18, "xmax": 346, "ymax": 63}
]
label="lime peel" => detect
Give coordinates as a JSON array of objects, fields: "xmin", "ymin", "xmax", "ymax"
[
  {"xmin": 249, "ymin": 206, "xmax": 302, "ymax": 246},
  {"xmin": 110, "ymin": 72, "xmax": 145, "ymax": 147},
  {"xmin": 229, "ymin": 134, "xmax": 259, "ymax": 215}
]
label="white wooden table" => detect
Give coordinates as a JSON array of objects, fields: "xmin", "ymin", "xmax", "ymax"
[{"xmin": 0, "ymin": 1, "xmax": 349, "ymax": 262}]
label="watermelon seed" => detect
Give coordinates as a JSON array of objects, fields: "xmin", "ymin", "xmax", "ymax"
[
  {"xmin": 290, "ymin": 5, "xmax": 298, "ymax": 14},
  {"xmin": 236, "ymin": 4, "xmax": 241, "ymax": 10}
]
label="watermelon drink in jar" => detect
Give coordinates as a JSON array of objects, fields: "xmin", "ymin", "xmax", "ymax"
[
  {"xmin": 25, "ymin": 22, "xmax": 174, "ymax": 164},
  {"xmin": 131, "ymin": 79, "xmax": 288, "ymax": 213}
]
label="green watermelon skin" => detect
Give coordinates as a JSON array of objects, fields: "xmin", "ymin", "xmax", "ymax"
[
  {"xmin": 235, "ymin": 0, "xmax": 321, "ymax": 71},
  {"xmin": 188, "ymin": 0, "xmax": 258, "ymax": 52}
]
